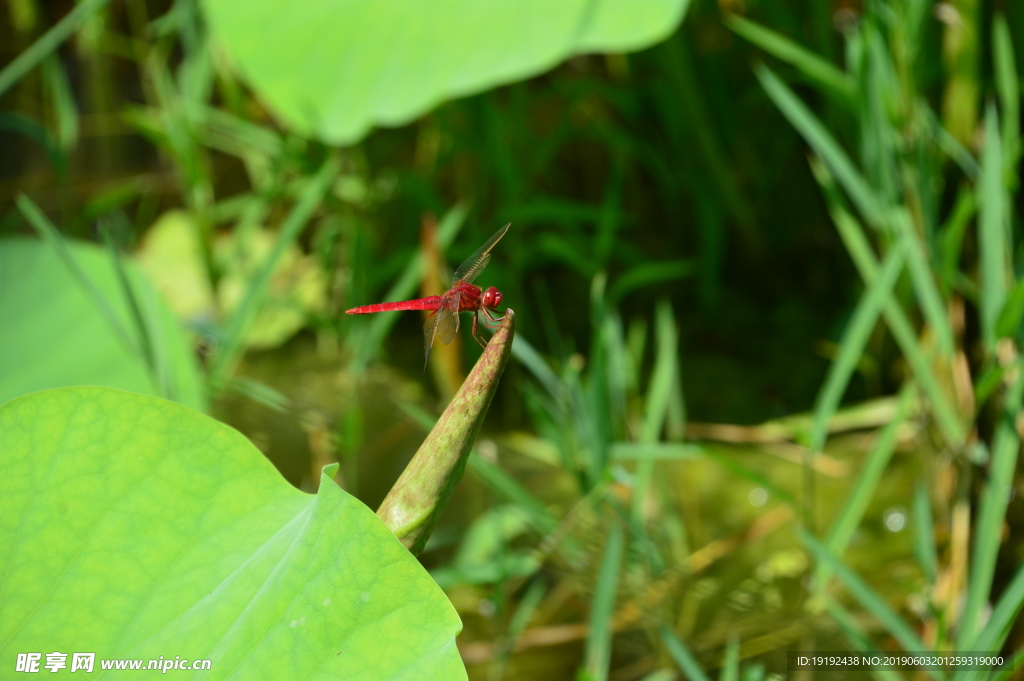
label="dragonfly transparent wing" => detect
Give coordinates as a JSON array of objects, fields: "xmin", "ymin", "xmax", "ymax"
[
  {"xmin": 452, "ymin": 223, "xmax": 510, "ymax": 285},
  {"xmin": 423, "ymin": 310, "xmax": 441, "ymax": 363},
  {"xmin": 436, "ymin": 292, "xmax": 461, "ymax": 344},
  {"xmin": 423, "ymin": 291, "xmax": 461, "ymax": 363}
]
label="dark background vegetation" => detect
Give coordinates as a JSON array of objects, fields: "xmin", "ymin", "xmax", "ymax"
[{"xmin": 3, "ymin": 0, "xmax": 1024, "ymax": 679}]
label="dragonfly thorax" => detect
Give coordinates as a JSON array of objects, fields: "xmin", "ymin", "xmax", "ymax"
[{"xmin": 481, "ymin": 286, "xmax": 502, "ymax": 310}]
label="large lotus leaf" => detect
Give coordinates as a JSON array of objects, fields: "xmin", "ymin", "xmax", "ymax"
[
  {"xmin": 200, "ymin": 0, "xmax": 689, "ymax": 144},
  {"xmin": 0, "ymin": 387, "xmax": 464, "ymax": 680},
  {"xmin": 0, "ymin": 237, "xmax": 206, "ymax": 412}
]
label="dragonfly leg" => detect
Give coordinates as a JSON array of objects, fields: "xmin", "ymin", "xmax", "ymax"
[
  {"xmin": 481, "ymin": 308, "xmax": 504, "ymax": 326},
  {"xmin": 472, "ymin": 312, "xmax": 488, "ymax": 349}
]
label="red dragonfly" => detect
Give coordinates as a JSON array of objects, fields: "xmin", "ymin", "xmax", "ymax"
[{"xmin": 346, "ymin": 223, "xmax": 510, "ymax": 363}]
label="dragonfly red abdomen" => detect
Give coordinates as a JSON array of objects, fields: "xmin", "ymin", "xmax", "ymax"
[{"xmin": 346, "ymin": 296, "xmax": 442, "ymax": 314}]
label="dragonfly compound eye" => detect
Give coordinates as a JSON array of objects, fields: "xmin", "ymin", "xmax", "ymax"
[{"xmin": 488, "ymin": 287, "xmax": 503, "ymax": 308}]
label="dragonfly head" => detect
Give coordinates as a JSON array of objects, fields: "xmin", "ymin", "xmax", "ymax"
[{"xmin": 482, "ymin": 286, "xmax": 503, "ymax": 309}]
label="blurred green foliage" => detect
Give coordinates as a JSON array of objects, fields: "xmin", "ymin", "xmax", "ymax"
[{"xmin": 3, "ymin": 0, "xmax": 1024, "ymax": 678}]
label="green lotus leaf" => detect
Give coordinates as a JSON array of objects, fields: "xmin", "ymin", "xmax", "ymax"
[
  {"xmin": 200, "ymin": 0, "xmax": 690, "ymax": 144},
  {"xmin": 0, "ymin": 386, "xmax": 464, "ymax": 680},
  {"xmin": 0, "ymin": 237, "xmax": 206, "ymax": 412}
]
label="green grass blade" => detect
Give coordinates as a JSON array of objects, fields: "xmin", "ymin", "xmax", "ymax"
[
  {"xmin": 600, "ymin": 309, "xmax": 629, "ymax": 441},
  {"xmin": 925, "ymin": 108, "xmax": 980, "ymax": 180},
  {"xmin": 633, "ymin": 300, "xmax": 678, "ymax": 521},
  {"xmin": 860, "ymin": 26, "xmax": 899, "ymax": 206},
  {"xmin": 16, "ymin": 194, "xmax": 141, "ymax": 359},
  {"xmin": 912, "ymin": 481, "xmax": 938, "ymax": 583},
  {"xmin": 808, "ymin": 241, "xmax": 907, "ymax": 453},
  {"xmin": 740, "ymin": 665, "xmax": 765, "ymax": 681},
  {"xmin": 810, "ymin": 158, "xmax": 965, "ymax": 445},
  {"xmin": 996, "ymin": 276, "xmax": 1024, "ymax": 338},
  {"xmin": 661, "ymin": 624, "xmax": 711, "ymax": 681},
  {"xmin": 825, "ymin": 599, "xmax": 904, "ymax": 681},
  {"xmin": 957, "ymin": 368, "xmax": 1024, "ymax": 650},
  {"xmin": 978, "ymin": 104, "xmax": 1010, "ymax": 353},
  {"xmin": 99, "ymin": 219, "xmax": 168, "ymax": 400},
  {"xmin": 582, "ymin": 521, "xmax": 624, "ymax": 681},
  {"xmin": 42, "ymin": 57, "xmax": 79, "ymax": 154},
  {"xmin": 487, "ymin": 578, "xmax": 547, "ymax": 673},
  {"xmin": 994, "ymin": 14, "xmax": 1020, "ymax": 167},
  {"xmin": 974, "ymin": 363, "xmax": 1009, "ymax": 407},
  {"xmin": 200, "ymin": 106, "xmax": 284, "ymax": 159},
  {"xmin": 226, "ymin": 376, "xmax": 290, "ymax": 412},
  {"xmin": 801, "ymin": 531, "xmax": 939, "ymax": 679},
  {"xmin": 902, "ymin": 0, "xmax": 931, "ymax": 59},
  {"xmin": 577, "ymin": 354, "xmax": 611, "ymax": 485},
  {"xmin": 666, "ymin": 366, "xmax": 687, "ymax": 441},
  {"xmin": 940, "ymin": 189, "xmax": 977, "ymax": 295},
  {"xmin": 719, "ymin": 635, "xmax": 739, "ymax": 681},
  {"xmin": 210, "ymin": 157, "xmax": 339, "ymax": 387},
  {"xmin": 815, "ymin": 386, "xmax": 914, "ymax": 587},
  {"xmin": 467, "ymin": 454, "xmax": 558, "ymax": 535},
  {"xmin": 757, "ymin": 64, "xmax": 883, "ymax": 226},
  {"xmin": 511, "ymin": 335, "xmax": 563, "ymax": 399},
  {"xmin": 641, "ymin": 301, "xmax": 678, "ymax": 444},
  {"xmin": 591, "ymin": 271, "xmax": 609, "ymax": 329},
  {"xmin": 727, "ymin": 15, "xmax": 854, "ymax": 102},
  {"xmin": 0, "ymin": 0, "xmax": 112, "ymax": 97},
  {"xmin": 507, "ymin": 579, "xmax": 546, "ymax": 641},
  {"xmin": 965, "ymin": 562, "xmax": 1024, "ymax": 663},
  {"xmin": 895, "ymin": 209, "xmax": 954, "ymax": 357},
  {"xmin": 625, "ymin": 317, "xmax": 648, "ymax": 391},
  {"xmin": 872, "ymin": 300, "xmax": 961, "ymax": 444}
]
